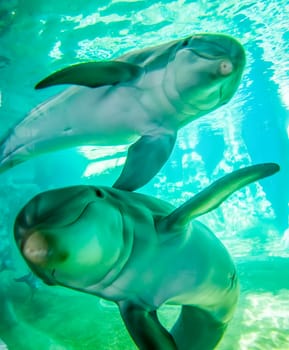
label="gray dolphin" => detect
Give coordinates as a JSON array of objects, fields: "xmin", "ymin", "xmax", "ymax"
[
  {"xmin": 14, "ymin": 163, "xmax": 279, "ymax": 350},
  {"xmin": 0, "ymin": 33, "xmax": 245, "ymax": 191}
]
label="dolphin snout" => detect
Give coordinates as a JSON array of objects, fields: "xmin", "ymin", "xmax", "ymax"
[{"xmin": 22, "ymin": 232, "xmax": 49, "ymax": 264}]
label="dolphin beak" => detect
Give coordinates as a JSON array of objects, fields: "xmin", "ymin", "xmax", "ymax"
[{"xmin": 22, "ymin": 231, "xmax": 49, "ymax": 265}]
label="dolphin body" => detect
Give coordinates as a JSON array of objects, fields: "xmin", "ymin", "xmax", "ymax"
[
  {"xmin": 14, "ymin": 163, "xmax": 279, "ymax": 350},
  {"xmin": 0, "ymin": 33, "xmax": 245, "ymax": 191}
]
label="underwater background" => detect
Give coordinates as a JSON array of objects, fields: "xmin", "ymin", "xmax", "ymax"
[{"xmin": 0, "ymin": 0, "xmax": 288, "ymax": 349}]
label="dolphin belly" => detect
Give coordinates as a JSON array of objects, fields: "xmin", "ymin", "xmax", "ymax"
[
  {"xmin": 109, "ymin": 220, "xmax": 238, "ymax": 324},
  {"xmin": 0, "ymin": 85, "xmax": 149, "ymax": 170}
]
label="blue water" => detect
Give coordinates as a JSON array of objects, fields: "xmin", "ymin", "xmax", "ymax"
[{"xmin": 0, "ymin": 1, "xmax": 289, "ymax": 349}]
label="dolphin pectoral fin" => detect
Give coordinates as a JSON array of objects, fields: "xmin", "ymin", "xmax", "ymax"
[
  {"xmin": 35, "ymin": 61, "xmax": 143, "ymax": 89},
  {"xmin": 118, "ymin": 301, "xmax": 177, "ymax": 350},
  {"xmin": 171, "ymin": 305, "xmax": 226, "ymax": 350},
  {"xmin": 157, "ymin": 163, "xmax": 280, "ymax": 231},
  {"xmin": 113, "ymin": 133, "xmax": 176, "ymax": 191}
]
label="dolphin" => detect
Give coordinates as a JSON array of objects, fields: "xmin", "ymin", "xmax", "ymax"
[
  {"xmin": 14, "ymin": 163, "xmax": 279, "ymax": 350},
  {"xmin": 0, "ymin": 33, "xmax": 245, "ymax": 191}
]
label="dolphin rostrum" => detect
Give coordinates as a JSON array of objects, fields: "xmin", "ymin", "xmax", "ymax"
[
  {"xmin": 0, "ymin": 33, "xmax": 245, "ymax": 191},
  {"xmin": 14, "ymin": 163, "xmax": 279, "ymax": 349}
]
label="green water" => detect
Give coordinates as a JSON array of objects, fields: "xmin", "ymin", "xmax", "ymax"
[{"xmin": 0, "ymin": 1, "xmax": 289, "ymax": 349}]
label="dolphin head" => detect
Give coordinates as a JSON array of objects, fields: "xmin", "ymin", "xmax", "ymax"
[
  {"xmin": 14, "ymin": 186, "xmax": 125, "ymax": 290},
  {"xmin": 168, "ymin": 33, "xmax": 246, "ymax": 120}
]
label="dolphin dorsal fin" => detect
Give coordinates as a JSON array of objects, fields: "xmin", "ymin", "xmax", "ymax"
[
  {"xmin": 157, "ymin": 163, "xmax": 280, "ymax": 232},
  {"xmin": 35, "ymin": 61, "xmax": 143, "ymax": 89}
]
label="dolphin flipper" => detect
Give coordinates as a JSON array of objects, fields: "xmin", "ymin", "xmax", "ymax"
[
  {"xmin": 158, "ymin": 163, "xmax": 280, "ymax": 231},
  {"xmin": 113, "ymin": 133, "xmax": 176, "ymax": 191},
  {"xmin": 171, "ymin": 305, "xmax": 226, "ymax": 350},
  {"xmin": 118, "ymin": 301, "xmax": 177, "ymax": 350},
  {"xmin": 35, "ymin": 61, "xmax": 143, "ymax": 89}
]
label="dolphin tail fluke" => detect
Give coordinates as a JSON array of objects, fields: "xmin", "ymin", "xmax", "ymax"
[
  {"xmin": 171, "ymin": 305, "xmax": 227, "ymax": 350},
  {"xmin": 113, "ymin": 133, "xmax": 176, "ymax": 191}
]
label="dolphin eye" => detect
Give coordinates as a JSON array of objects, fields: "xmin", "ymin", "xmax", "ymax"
[
  {"xmin": 219, "ymin": 59, "xmax": 233, "ymax": 76},
  {"xmin": 95, "ymin": 189, "xmax": 104, "ymax": 198},
  {"xmin": 181, "ymin": 38, "xmax": 190, "ymax": 47}
]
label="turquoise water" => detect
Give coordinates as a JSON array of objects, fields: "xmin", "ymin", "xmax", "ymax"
[{"xmin": 0, "ymin": 1, "xmax": 289, "ymax": 349}]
